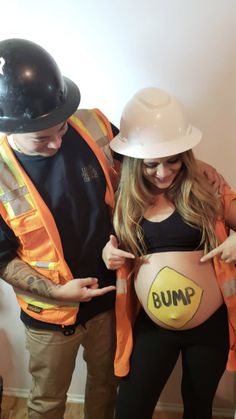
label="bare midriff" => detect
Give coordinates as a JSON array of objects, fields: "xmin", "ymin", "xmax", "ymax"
[{"xmin": 134, "ymin": 250, "xmax": 223, "ymax": 330}]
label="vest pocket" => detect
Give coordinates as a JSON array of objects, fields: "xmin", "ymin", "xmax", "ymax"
[{"xmin": 10, "ymin": 209, "xmax": 58, "ymax": 261}]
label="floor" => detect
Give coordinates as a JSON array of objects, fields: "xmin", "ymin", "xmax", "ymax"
[
  {"xmin": 0, "ymin": 396, "xmax": 232, "ymax": 418},
  {"xmin": 1, "ymin": 396, "xmax": 83, "ymax": 419}
]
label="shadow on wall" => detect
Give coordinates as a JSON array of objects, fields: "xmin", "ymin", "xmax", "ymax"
[
  {"xmin": 213, "ymin": 370, "xmax": 236, "ymax": 410},
  {"xmin": 0, "ymin": 328, "xmax": 14, "ymax": 387},
  {"xmin": 158, "ymin": 355, "xmax": 236, "ymax": 411},
  {"xmin": 0, "ymin": 280, "xmax": 31, "ymax": 391},
  {"xmin": 190, "ymin": 39, "xmax": 236, "ymax": 189}
]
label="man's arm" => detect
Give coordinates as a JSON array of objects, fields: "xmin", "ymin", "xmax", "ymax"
[
  {"xmin": 0, "ymin": 257, "xmax": 115, "ymax": 303},
  {"xmin": 201, "ymin": 197, "xmax": 236, "ymax": 264},
  {"xmin": 0, "ymin": 257, "xmax": 58, "ymax": 298},
  {"xmin": 196, "ymin": 160, "xmax": 228, "ymax": 194}
]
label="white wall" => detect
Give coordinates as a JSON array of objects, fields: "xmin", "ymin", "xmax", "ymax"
[{"xmin": 0, "ymin": 0, "xmax": 236, "ymax": 414}]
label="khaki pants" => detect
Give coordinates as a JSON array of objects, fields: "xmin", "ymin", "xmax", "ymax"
[{"xmin": 25, "ymin": 310, "xmax": 118, "ymax": 419}]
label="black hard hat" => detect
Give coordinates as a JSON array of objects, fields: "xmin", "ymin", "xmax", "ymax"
[{"xmin": 0, "ymin": 38, "xmax": 81, "ymax": 133}]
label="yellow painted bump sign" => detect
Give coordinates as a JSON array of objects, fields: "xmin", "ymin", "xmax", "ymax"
[{"xmin": 147, "ymin": 266, "xmax": 203, "ymax": 328}]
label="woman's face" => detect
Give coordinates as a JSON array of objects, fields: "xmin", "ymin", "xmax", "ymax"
[{"xmin": 142, "ymin": 154, "xmax": 183, "ymax": 190}]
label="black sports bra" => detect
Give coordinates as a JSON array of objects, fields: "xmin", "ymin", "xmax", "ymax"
[{"xmin": 140, "ymin": 211, "xmax": 203, "ymax": 254}]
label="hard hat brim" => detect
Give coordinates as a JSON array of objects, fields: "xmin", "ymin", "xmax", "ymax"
[
  {"xmin": 0, "ymin": 77, "xmax": 81, "ymax": 134},
  {"xmin": 110, "ymin": 125, "xmax": 202, "ymax": 159}
]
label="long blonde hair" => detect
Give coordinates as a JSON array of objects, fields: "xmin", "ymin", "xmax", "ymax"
[{"xmin": 113, "ymin": 150, "xmax": 222, "ymax": 257}]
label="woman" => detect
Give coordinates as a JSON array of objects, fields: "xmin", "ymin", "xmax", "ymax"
[{"xmin": 103, "ymin": 87, "xmax": 236, "ymax": 419}]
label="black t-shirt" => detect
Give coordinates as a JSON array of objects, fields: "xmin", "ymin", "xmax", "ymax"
[{"xmin": 0, "ymin": 122, "xmax": 119, "ymax": 330}]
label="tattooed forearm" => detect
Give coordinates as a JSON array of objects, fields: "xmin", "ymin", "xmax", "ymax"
[{"xmin": 0, "ymin": 257, "xmax": 60, "ymax": 299}]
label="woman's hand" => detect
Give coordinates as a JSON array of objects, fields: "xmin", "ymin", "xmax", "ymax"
[
  {"xmin": 196, "ymin": 160, "xmax": 228, "ymax": 194},
  {"xmin": 102, "ymin": 234, "xmax": 135, "ymax": 270},
  {"xmin": 200, "ymin": 233, "xmax": 236, "ymax": 264}
]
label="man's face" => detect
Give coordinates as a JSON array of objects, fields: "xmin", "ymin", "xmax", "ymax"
[{"xmin": 11, "ymin": 121, "xmax": 68, "ymax": 156}]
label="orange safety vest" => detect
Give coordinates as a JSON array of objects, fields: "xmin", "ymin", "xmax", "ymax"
[
  {"xmin": 0, "ymin": 108, "xmax": 118, "ymax": 326},
  {"xmin": 115, "ymin": 186, "xmax": 236, "ymax": 376}
]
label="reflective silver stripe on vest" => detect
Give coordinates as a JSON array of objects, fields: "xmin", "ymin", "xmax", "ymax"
[
  {"xmin": 96, "ymin": 136, "xmax": 114, "ymax": 166},
  {"xmin": 31, "ymin": 261, "xmax": 51, "ymax": 268},
  {"xmin": 223, "ymin": 276, "xmax": 236, "ymax": 297},
  {"xmin": 0, "ymin": 156, "xmax": 32, "ymax": 214},
  {"xmin": 116, "ymin": 278, "xmax": 127, "ymax": 294},
  {"xmin": 75, "ymin": 109, "xmax": 114, "ymax": 166},
  {"xmin": 30, "ymin": 261, "xmax": 58, "ymax": 270},
  {"xmin": 76, "ymin": 109, "xmax": 105, "ymax": 139},
  {"xmin": 0, "ymin": 185, "xmax": 28, "ymax": 203}
]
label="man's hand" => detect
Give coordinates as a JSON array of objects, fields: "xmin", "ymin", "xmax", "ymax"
[
  {"xmin": 53, "ymin": 277, "xmax": 116, "ymax": 302},
  {"xmin": 0, "ymin": 257, "xmax": 115, "ymax": 302},
  {"xmin": 102, "ymin": 234, "xmax": 135, "ymax": 270},
  {"xmin": 196, "ymin": 160, "xmax": 228, "ymax": 194},
  {"xmin": 200, "ymin": 233, "xmax": 236, "ymax": 264}
]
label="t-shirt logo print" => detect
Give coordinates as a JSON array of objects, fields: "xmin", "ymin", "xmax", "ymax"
[{"xmin": 81, "ymin": 165, "xmax": 99, "ymax": 182}]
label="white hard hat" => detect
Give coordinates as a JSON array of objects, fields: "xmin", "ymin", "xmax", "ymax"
[{"xmin": 110, "ymin": 87, "xmax": 202, "ymax": 158}]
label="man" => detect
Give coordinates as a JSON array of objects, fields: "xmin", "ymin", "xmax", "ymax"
[{"xmin": 0, "ymin": 38, "xmax": 118, "ymax": 419}]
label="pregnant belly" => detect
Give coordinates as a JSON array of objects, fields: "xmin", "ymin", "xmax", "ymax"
[{"xmin": 134, "ymin": 250, "xmax": 223, "ymax": 330}]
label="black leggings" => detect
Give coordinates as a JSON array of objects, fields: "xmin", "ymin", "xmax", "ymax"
[{"xmin": 115, "ymin": 305, "xmax": 229, "ymax": 419}]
